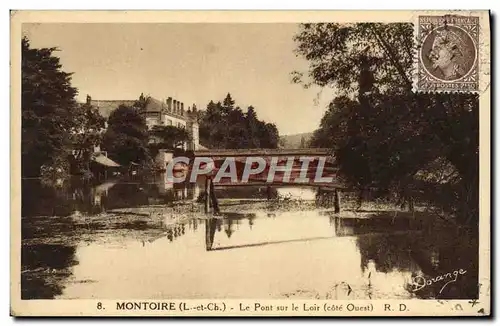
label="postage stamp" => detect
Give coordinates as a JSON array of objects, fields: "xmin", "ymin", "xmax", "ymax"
[
  {"xmin": 10, "ymin": 10, "xmax": 490, "ymax": 317},
  {"xmin": 416, "ymin": 15, "xmax": 480, "ymax": 92}
]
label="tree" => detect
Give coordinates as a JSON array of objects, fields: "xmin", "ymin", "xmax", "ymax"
[
  {"xmin": 222, "ymin": 93, "xmax": 235, "ymax": 112},
  {"xmin": 69, "ymin": 102, "xmax": 106, "ymax": 174},
  {"xmin": 245, "ymin": 106, "xmax": 260, "ymax": 148},
  {"xmin": 258, "ymin": 122, "xmax": 280, "ymax": 149},
  {"xmin": 134, "ymin": 92, "xmax": 151, "ymax": 112},
  {"xmin": 198, "ymin": 94, "xmax": 279, "ymax": 149},
  {"xmin": 294, "ymin": 23, "xmax": 478, "ymax": 225},
  {"xmin": 292, "ymin": 23, "xmax": 413, "ymax": 95},
  {"xmin": 150, "ymin": 125, "xmax": 190, "ymax": 149},
  {"xmin": 22, "ymin": 37, "xmax": 78, "ymax": 177},
  {"xmin": 226, "ymin": 106, "xmax": 249, "ymax": 148},
  {"xmin": 199, "ymin": 100, "xmax": 225, "ymax": 148},
  {"xmin": 102, "ymin": 104, "xmax": 149, "ymax": 165}
]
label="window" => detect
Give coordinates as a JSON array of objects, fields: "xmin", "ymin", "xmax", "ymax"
[{"xmin": 167, "ymin": 119, "xmax": 172, "ymax": 126}]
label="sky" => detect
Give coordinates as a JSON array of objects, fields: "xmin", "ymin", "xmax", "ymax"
[{"xmin": 23, "ymin": 23, "xmax": 333, "ymax": 135}]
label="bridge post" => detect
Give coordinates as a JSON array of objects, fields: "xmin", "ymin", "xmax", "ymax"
[
  {"xmin": 204, "ymin": 177, "xmax": 210, "ymax": 214},
  {"xmin": 334, "ymin": 188, "xmax": 341, "ymax": 213},
  {"xmin": 209, "ymin": 177, "xmax": 220, "ymax": 215}
]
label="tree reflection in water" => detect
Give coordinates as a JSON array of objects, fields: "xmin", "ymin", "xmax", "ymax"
[
  {"xmin": 22, "ymin": 177, "xmax": 201, "ymax": 218},
  {"xmin": 22, "ymin": 177, "xmax": 479, "ymax": 300},
  {"xmin": 354, "ymin": 221, "xmax": 478, "ymax": 299},
  {"xmin": 205, "ymin": 213, "xmax": 257, "ymax": 251},
  {"xmin": 21, "ymin": 244, "xmax": 78, "ymax": 299},
  {"xmin": 204, "ymin": 210, "xmax": 479, "ymax": 299}
]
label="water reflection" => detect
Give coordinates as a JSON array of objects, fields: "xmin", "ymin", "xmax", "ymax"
[
  {"xmin": 211, "ymin": 186, "xmax": 278, "ymax": 200},
  {"xmin": 204, "ymin": 211, "xmax": 424, "ymax": 253},
  {"xmin": 21, "ymin": 175, "xmax": 202, "ymax": 299},
  {"xmin": 22, "ymin": 175, "xmax": 202, "ymax": 218},
  {"xmin": 278, "ymin": 187, "xmax": 316, "ymax": 201},
  {"xmin": 166, "ymin": 224, "xmax": 187, "ymax": 242},
  {"xmin": 21, "ymin": 244, "xmax": 78, "ymax": 299},
  {"xmin": 22, "ymin": 179, "xmax": 478, "ymax": 300},
  {"xmin": 331, "ymin": 212, "xmax": 423, "ymax": 237},
  {"xmin": 200, "ymin": 210, "xmax": 477, "ymax": 299}
]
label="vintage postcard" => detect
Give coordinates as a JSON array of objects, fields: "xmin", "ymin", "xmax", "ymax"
[{"xmin": 10, "ymin": 10, "xmax": 491, "ymax": 317}]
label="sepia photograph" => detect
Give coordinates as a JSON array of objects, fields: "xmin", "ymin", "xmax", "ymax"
[{"xmin": 10, "ymin": 10, "xmax": 491, "ymax": 316}]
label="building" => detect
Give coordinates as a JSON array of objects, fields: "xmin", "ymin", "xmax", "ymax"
[{"xmin": 88, "ymin": 95, "xmax": 200, "ymax": 151}]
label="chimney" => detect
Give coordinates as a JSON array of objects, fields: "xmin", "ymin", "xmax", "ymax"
[
  {"xmin": 173, "ymin": 100, "xmax": 177, "ymax": 114},
  {"xmin": 86, "ymin": 94, "xmax": 92, "ymax": 105},
  {"xmin": 176, "ymin": 101, "xmax": 180, "ymax": 114},
  {"xmin": 167, "ymin": 97, "xmax": 172, "ymax": 111},
  {"xmin": 181, "ymin": 103, "xmax": 184, "ymax": 116},
  {"xmin": 192, "ymin": 103, "xmax": 197, "ymax": 113}
]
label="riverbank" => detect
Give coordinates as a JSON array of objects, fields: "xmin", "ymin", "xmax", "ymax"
[{"xmin": 22, "ymin": 193, "xmax": 467, "ymax": 247}]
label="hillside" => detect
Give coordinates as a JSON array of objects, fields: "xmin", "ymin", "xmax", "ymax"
[{"xmin": 279, "ymin": 132, "xmax": 314, "ymax": 149}]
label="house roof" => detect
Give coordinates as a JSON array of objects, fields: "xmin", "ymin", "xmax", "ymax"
[
  {"xmin": 89, "ymin": 97, "xmax": 190, "ymax": 121},
  {"xmin": 92, "ymin": 154, "xmax": 121, "ymax": 167},
  {"xmin": 144, "ymin": 97, "xmax": 188, "ymax": 121},
  {"xmin": 144, "ymin": 97, "xmax": 164, "ymax": 112},
  {"xmin": 90, "ymin": 100, "xmax": 136, "ymax": 118}
]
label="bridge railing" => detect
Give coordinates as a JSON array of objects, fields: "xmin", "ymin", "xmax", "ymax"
[{"xmin": 193, "ymin": 148, "xmax": 334, "ymax": 157}]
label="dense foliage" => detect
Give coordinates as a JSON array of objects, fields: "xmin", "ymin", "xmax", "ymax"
[
  {"xmin": 295, "ymin": 23, "xmax": 479, "ymax": 225},
  {"xmin": 150, "ymin": 125, "xmax": 190, "ymax": 149},
  {"xmin": 198, "ymin": 93, "xmax": 279, "ymax": 149},
  {"xmin": 148, "ymin": 125, "xmax": 190, "ymax": 160},
  {"xmin": 69, "ymin": 102, "xmax": 106, "ymax": 175},
  {"xmin": 101, "ymin": 105, "xmax": 150, "ymax": 166},
  {"xmin": 22, "ymin": 37, "xmax": 78, "ymax": 178}
]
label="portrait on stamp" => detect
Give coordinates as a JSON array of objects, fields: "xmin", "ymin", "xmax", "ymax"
[
  {"xmin": 423, "ymin": 26, "xmax": 476, "ymax": 81},
  {"xmin": 417, "ymin": 15, "xmax": 480, "ymax": 92}
]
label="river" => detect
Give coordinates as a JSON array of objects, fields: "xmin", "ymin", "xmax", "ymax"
[{"xmin": 20, "ymin": 176, "xmax": 479, "ymax": 300}]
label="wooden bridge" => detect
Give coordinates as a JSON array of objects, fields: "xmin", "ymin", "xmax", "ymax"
[{"xmin": 192, "ymin": 148, "xmax": 342, "ymax": 215}]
